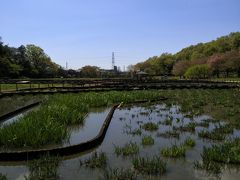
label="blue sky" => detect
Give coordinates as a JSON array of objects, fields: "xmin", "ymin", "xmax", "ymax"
[{"xmin": 1, "ymin": 0, "xmax": 240, "ymax": 70}]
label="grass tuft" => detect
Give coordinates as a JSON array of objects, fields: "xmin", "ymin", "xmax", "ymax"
[
  {"xmin": 161, "ymin": 144, "xmax": 186, "ymax": 158},
  {"xmin": 200, "ymin": 138, "xmax": 240, "ymax": 164},
  {"xmin": 0, "ymin": 173, "xmax": 7, "ymax": 180},
  {"xmin": 79, "ymin": 152, "xmax": 107, "ymax": 168},
  {"xmin": 102, "ymin": 168, "xmax": 137, "ymax": 180},
  {"xmin": 184, "ymin": 137, "xmax": 196, "ymax": 147},
  {"xmin": 157, "ymin": 130, "xmax": 180, "ymax": 139},
  {"xmin": 141, "ymin": 135, "xmax": 154, "ymax": 146},
  {"xmin": 132, "ymin": 156, "xmax": 166, "ymax": 175},
  {"xmin": 142, "ymin": 122, "xmax": 158, "ymax": 131},
  {"xmin": 114, "ymin": 142, "xmax": 139, "ymax": 156},
  {"xmin": 26, "ymin": 154, "xmax": 61, "ymax": 180}
]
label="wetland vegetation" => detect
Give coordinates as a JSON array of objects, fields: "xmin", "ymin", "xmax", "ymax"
[
  {"xmin": 102, "ymin": 168, "xmax": 137, "ymax": 180},
  {"xmin": 79, "ymin": 152, "xmax": 107, "ymax": 169},
  {"xmin": 141, "ymin": 135, "xmax": 154, "ymax": 146},
  {"xmin": 0, "ymin": 174, "xmax": 7, "ymax": 180},
  {"xmin": 132, "ymin": 156, "xmax": 167, "ymax": 175},
  {"xmin": 0, "ymin": 90, "xmax": 162, "ymax": 150},
  {"xmin": 26, "ymin": 154, "xmax": 61, "ymax": 180},
  {"xmin": 114, "ymin": 142, "xmax": 139, "ymax": 156},
  {"xmin": 1, "ymin": 89, "xmax": 240, "ymax": 179}
]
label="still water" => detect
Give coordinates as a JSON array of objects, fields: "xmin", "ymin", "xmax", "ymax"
[{"xmin": 0, "ymin": 102, "xmax": 240, "ymax": 180}]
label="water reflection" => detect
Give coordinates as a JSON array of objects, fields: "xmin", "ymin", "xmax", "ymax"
[{"xmin": 1, "ymin": 102, "xmax": 240, "ymax": 180}]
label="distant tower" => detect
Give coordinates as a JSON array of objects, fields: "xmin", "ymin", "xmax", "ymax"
[
  {"xmin": 66, "ymin": 61, "xmax": 68, "ymax": 70},
  {"xmin": 112, "ymin": 52, "xmax": 115, "ymax": 69}
]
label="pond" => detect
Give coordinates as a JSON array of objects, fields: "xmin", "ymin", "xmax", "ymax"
[{"xmin": 1, "ymin": 100, "xmax": 240, "ymax": 180}]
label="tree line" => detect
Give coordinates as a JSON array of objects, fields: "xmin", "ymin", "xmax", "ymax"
[
  {"xmin": 0, "ymin": 38, "xmax": 60, "ymax": 78},
  {"xmin": 133, "ymin": 32, "xmax": 240, "ymax": 79},
  {"xmin": 0, "ymin": 38, "xmax": 119, "ymax": 78},
  {"xmin": 1, "ymin": 32, "xmax": 240, "ymax": 79}
]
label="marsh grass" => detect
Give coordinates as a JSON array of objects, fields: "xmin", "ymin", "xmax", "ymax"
[
  {"xmin": 142, "ymin": 122, "xmax": 158, "ymax": 131},
  {"xmin": 194, "ymin": 158, "xmax": 222, "ymax": 176},
  {"xmin": 184, "ymin": 137, "xmax": 196, "ymax": 147},
  {"xmin": 26, "ymin": 154, "xmax": 61, "ymax": 180},
  {"xmin": 0, "ymin": 173, "xmax": 7, "ymax": 180},
  {"xmin": 156, "ymin": 130, "xmax": 180, "ymax": 139},
  {"xmin": 173, "ymin": 122, "xmax": 196, "ymax": 133},
  {"xmin": 124, "ymin": 128, "xmax": 142, "ymax": 136},
  {"xmin": 102, "ymin": 168, "xmax": 137, "ymax": 180},
  {"xmin": 198, "ymin": 123, "xmax": 233, "ymax": 141},
  {"xmin": 200, "ymin": 138, "xmax": 240, "ymax": 164},
  {"xmin": 130, "ymin": 128, "xmax": 142, "ymax": 136},
  {"xmin": 132, "ymin": 156, "xmax": 166, "ymax": 175},
  {"xmin": 160, "ymin": 144, "xmax": 186, "ymax": 158},
  {"xmin": 213, "ymin": 123, "xmax": 234, "ymax": 134},
  {"xmin": 79, "ymin": 152, "xmax": 107, "ymax": 168},
  {"xmin": 1, "ymin": 89, "xmax": 240, "ymax": 151},
  {"xmin": 0, "ymin": 90, "xmax": 163, "ymax": 149},
  {"xmin": 114, "ymin": 142, "xmax": 139, "ymax": 156},
  {"xmin": 198, "ymin": 130, "xmax": 226, "ymax": 141},
  {"xmin": 141, "ymin": 135, "xmax": 154, "ymax": 146}
]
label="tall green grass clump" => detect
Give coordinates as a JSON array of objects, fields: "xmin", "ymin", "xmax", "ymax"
[
  {"xmin": 132, "ymin": 156, "xmax": 166, "ymax": 175},
  {"xmin": 80, "ymin": 152, "xmax": 107, "ymax": 168},
  {"xmin": 200, "ymin": 138, "xmax": 240, "ymax": 164},
  {"xmin": 198, "ymin": 130, "xmax": 226, "ymax": 141},
  {"xmin": 194, "ymin": 157, "xmax": 222, "ymax": 176},
  {"xmin": 173, "ymin": 122, "xmax": 196, "ymax": 132},
  {"xmin": 26, "ymin": 154, "xmax": 61, "ymax": 180},
  {"xmin": 184, "ymin": 137, "xmax": 196, "ymax": 147},
  {"xmin": 0, "ymin": 173, "xmax": 7, "ymax": 180},
  {"xmin": 102, "ymin": 168, "xmax": 137, "ymax": 180},
  {"xmin": 161, "ymin": 144, "xmax": 186, "ymax": 158},
  {"xmin": 141, "ymin": 135, "xmax": 154, "ymax": 146},
  {"xmin": 0, "ymin": 112, "xmax": 68, "ymax": 149},
  {"xmin": 142, "ymin": 122, "xmax": 158, "ymax": 131},
  {"xmin": 198, "ymin": 123, "xmax": 234, "ymax": 141},
  {"xmin": 114, "ymin": 142, "xmax": 139, "ymax": 156},
  {"xmin": 157, "ymin": 130, "xmax": 180, "ymax": 139}
]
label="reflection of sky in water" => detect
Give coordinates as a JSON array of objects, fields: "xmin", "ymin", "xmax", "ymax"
[
  {"xmin": 63, "ymin": 107, "xmax": 111, "ymax": 146},
  {"xmin": 0, "ymin": 103, "xmax": 240, "ymax": 180}
]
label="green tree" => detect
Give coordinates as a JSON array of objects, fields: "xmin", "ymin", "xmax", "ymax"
[
  {"xmin": 184, "ymin": 64, "xmax": 210, "ymax": 79},
  {"xmin": 25, "ymin": 44, "xmax": 58, "ymax": 77},
  {"xmin": 79, "ymin": 65, "xmax": 100, "ymax": 78}
]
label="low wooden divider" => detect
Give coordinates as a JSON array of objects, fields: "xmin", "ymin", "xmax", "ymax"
[
  {"xmin": 0, "ymin": 101, "xmax": 41, "ymax": 122},
  {"xmin": 0, "ymin": 104, "xmax": 119, "ymax": 161}
]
